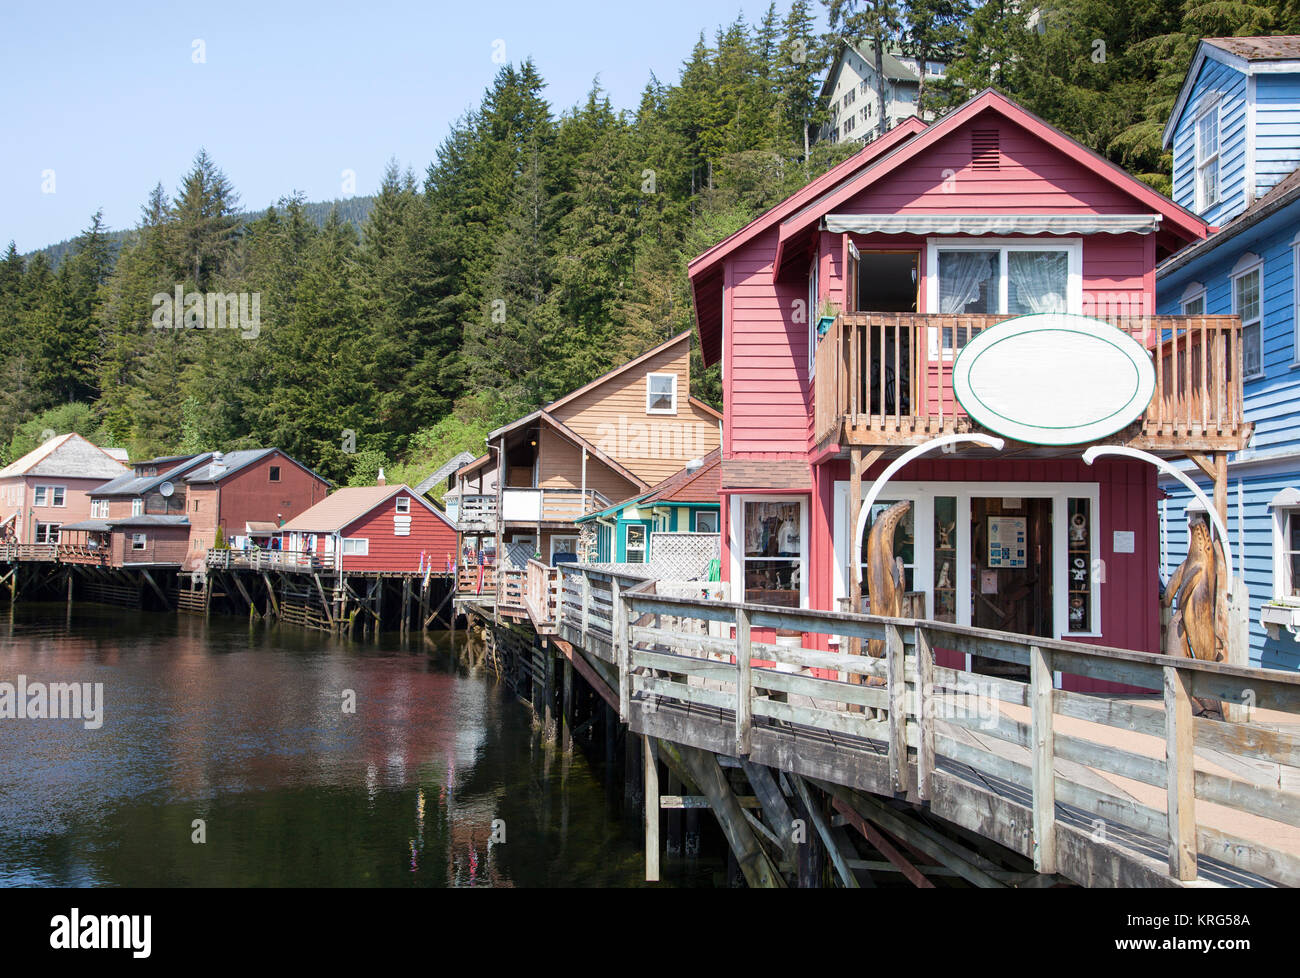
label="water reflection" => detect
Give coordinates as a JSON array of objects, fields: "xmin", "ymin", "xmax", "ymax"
[{"xmin": 0, "ymin": 604, "xmax": 655, "ymax": 887}]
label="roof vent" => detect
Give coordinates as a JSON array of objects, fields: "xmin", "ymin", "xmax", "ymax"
[
  {"xmin": 971, "ymin": 129, "xmax": 1000, "ymax": 171},
  {"xmin": 685, "ymin": 457, "xmax": 704, "ymax": 473},
  {"xmin": 209, "ymin": 451, "xmax": 226, "ymax": 476}
]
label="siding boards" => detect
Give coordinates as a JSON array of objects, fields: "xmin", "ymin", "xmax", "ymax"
[{"xmin": 548, "ymin": 340, "xmax": 721, "ymax": 484}]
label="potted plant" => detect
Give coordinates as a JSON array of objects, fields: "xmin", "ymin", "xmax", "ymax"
[{"xmin": 816, "ymin": 299, "xmax": 841, "ymax": 339}]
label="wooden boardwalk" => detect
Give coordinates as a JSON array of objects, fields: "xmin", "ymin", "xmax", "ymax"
[{"xmin": 478, "ymin": 564, "xmax": 1300, "ymax": 888}]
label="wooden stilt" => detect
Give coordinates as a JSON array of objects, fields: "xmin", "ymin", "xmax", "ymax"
[{"xmin": 643, "ymin": 735, "xmax": 659, "ymax": 882}]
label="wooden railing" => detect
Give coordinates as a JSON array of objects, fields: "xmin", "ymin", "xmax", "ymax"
[
  {"xmin": 814, "ymin": 312, "xmax": 1246, "ymax": 451},
  {"xmin": 525, "ymin": 558, "xmax": 562, "ymax": 627},
  {"xmin": 206, "ymin": 549, "xmax": 320, "ymax": 572},
  {"xmin": 0, "ymin": 544, "xmax": 59, "ymax": 562},
  {"xmin": 467, "ymin": 487, "xmax": 612, "ymax": 527},
  {"xmin": 498, "ymin": 567, "xmax": 526, "ymax": 611},
  {"xmin": 457, "ymin": 561, "xmax": 496, "ymax": 597},
  {"xmin": 459, "ymin": 494, "xmax": 497, "ymax": 525},
  {"xmin": 55, "ymin": 545, "xmax": 110, "ymax": 566},
  {"xmin": 552, "ymin": 563, "xmax": 1300, "ymax": 887}
]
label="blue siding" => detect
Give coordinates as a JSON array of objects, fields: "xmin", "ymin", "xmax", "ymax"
[
  {"xmin": 1255, "ymin": 74, "xmax": 1300, "ymax": 196},
  {"xmin": 1157, "ymin": 174, "xmax": 1300, "ymax": 672},
  {"xmin": 1170, "ymin": 55, "xmax": 1248, "ymax": 224},
  {"xmin": 1158, "ymin": 203, "xmax": 1300, "ymax": 453},
  {"xmin": 1161, "ymin": 469, "xmax": 1300, "ymax": 672}
]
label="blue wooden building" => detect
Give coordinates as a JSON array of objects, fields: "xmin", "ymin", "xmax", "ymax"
[{"xmin": 1157, "ymin": 35, "xmax": 1300, "ymax": 670}]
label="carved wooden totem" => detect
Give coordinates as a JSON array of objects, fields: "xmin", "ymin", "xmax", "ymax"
[
  {"xmin": 1162, "ymin": 517, "xmax": 1229, "ymax": 716},
  {"xmin": 865, "ymin": 500, "xmax": 911, "ymax": 667}
]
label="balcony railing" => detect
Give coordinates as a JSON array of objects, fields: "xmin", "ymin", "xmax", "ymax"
[
  {"xmin": 206, "ymin": 549, "xmax": 321, "ymax": 572},
  {"xmin": 460, "ymin": 487, "xmax": 611, "ymax": 528},
  {"xmin": 814, "ymin": 312, "xmax": 1248, "ymax": 452}
]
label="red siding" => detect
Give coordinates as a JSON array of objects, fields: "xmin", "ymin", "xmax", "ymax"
[
  {"xmin": 340, "ymin": 490, "xmax": 458, "ymax": 573},
  {"xmin": 187, "ymin": 451, "xmax": 330, "ymax": 570},
  {"xmin": 810, "ymin": 456, "xmax": 1159, "ymax": 693}
]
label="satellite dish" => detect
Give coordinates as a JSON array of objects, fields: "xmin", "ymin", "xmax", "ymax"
[{"xmin": 159, "ymin": 481, "xmax": 174, "ymax": 497}]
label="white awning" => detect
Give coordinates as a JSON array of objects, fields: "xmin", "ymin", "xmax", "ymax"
[
  {"xmin": 1269, "ymin": 487, "xmax": 1300, "ymax": 510},
  {"xmin": 822, "ymin": 214, "xmax": 1163, "ymax": 235}
]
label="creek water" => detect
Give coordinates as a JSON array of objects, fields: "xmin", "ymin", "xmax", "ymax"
[{"xmin": 0, "ymin": 603, "xmax": 710, "ymax": 887}]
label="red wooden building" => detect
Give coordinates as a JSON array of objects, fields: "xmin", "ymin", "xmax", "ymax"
[
  {"xmin": 688, "ymin": 89, "xmax": 1250, "ymax": 691},
  {"xmin": 279, "ymin": 481, "xmax": 458, "ymax": 574},
  {"xmin": 181, "ymin": 448, "xmax": 330, "ymax": 571}
]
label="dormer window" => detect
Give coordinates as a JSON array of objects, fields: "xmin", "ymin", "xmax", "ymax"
[
  {"xmin": 646, "ymin": 373, "xmax": 677, "ymax": 414},
  {"xmin": 1196, "ymin": 102, "xmax": 1220, "ymax": 212}
]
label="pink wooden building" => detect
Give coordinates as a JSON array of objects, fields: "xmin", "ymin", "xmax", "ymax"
[
  {"xmin": 688, "ymin": 89, "xmax": 1250, "ymax": 692},
  {"xmin": 0, "ymin": 434, "xmax": 129, "ymax": 545}
]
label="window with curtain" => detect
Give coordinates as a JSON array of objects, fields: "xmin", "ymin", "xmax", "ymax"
[
  {"xmin": 937, "ymin": 246, "xmax": 1070, "ymax": 352},
  {"xmin": 1007, "ymin": 251, "xmax": 1068, "ymax": 315}
]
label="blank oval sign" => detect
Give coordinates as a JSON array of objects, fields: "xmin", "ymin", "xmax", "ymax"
[{"xmin": 952, "ymin": 313, "xmax": 1155, "ymax": 446}]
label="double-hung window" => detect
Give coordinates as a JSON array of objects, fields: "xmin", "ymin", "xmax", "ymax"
[
  {"xmin": 646, "ymin": 373, "xmax": 677, "ymax": 414},
  {"xmin": 1233, "ymin": 261, "xmax": 1263, "ymax": 377},
  {"xmin": 1196, "ymin": 103, "xmax": 1220, "ymax": 212}
]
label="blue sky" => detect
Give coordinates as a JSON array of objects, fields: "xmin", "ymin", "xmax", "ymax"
[{"xmin": 0, "ymin": 0, "xmax": 827, "ymax": 253}]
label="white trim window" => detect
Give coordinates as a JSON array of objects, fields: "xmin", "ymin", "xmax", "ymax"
[
  {"xmin": 832, "ymin": 480, "xmax": 1102, "ymax": 639},
  {"xmin": 1232, "ymin": 260, "xmax": 1263, "ymax": 377},
  {"xmin": 342, "ymin": 538, "xmax": 369, "ymax": 556},
  {"xmin": 395, "ymin": 496, "xmax": 410, "ymax": 514},
  {"xmin": 733, "ymin": 496, "xmax": 807, "ymax": 609},
  {"xmin": 926, "ymin": 239, "xmax": 1082, "ymax": 357},
  {"xmin": 625, "ymin": 524, "xmax": 647, "ymax": 563},
  {"xmin": 131, "ymin": 532, "xmax": 147, "ymax": 551},
  {"xmin": 1273, "ymin": 503, "xmax": 1300, "ymax": 603},
  {"xmin": 694, "ymin": 510, "xmax": 720, "ymax": 533},
  {"xmin": 1195, "ymin": 100, "xmax": 1221, "ymax": 213},
  {"xmin": 132, "ymin": 498, "xmax": 144, "ymax": 516},
  {"xmin": 550, "ymin": 535, "xmax": 579, "ymax": 562},
  {"xmin": 33, "ymin": 486, "xmax": 64, "ymax": 507},
  {"xmin": 34, "ymin": 522, "xmax": 60, "ymax": 544},
  {"xmin": 645, "ymin": 373, "xmax": 677, "ymax": 415},
  {"xmin": 33, "ymin": 486, "xmax": 63, "ymax": 506},
  {"xmin": 1181, "ymin": 291, "xmax": 1206, "ymax": 317}
]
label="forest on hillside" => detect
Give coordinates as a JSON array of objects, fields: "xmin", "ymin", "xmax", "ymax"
[{"xmin": 1, "ymin": 0, "xmax": 1297, "ymax": 490}]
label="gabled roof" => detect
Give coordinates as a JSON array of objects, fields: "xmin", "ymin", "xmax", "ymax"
[
  {"xmin": 687, "ymin": 118, "xmax": 926, "ymax": 364},
  {"xmin": 279, "ymin": 484, "xmax": 453, "ymax": 534},
  {"xmin": 92, "ymin": 453, "xmax": 213, "ymax": 498},
  {"xmin": 413, "ymin": 451, "xmax": 478, "ymax": 496},
  {"xmin": 0, "ymin": 433, "xmax": 130, "ymax": 480},
  {"xmin": 541, "ymin": 331, "xmax": 718, "ymax": 418},
  {"xmin": 640, "ymin": 448, "xmax": 721, "ymax": 505},
  {"xmin": 486, "ymin": 410, "xmax": 649, "ymax": 493},
  {"xmin": 689, "ymin": 88, "xmax": 1211, "ymax": 365},
  {"xmin": 1158, "ymin": 165, "xmax": 1300, "ymax": 279},
  {"xmin": 1163, "ymin": 37, "xmax": 1300, "ymax": 148},
  {"xmin": 578, "ymin": 449, "xmax": 722, "ymax": 522},
  {"xmin": 821, "ymin": 39, "xmax": 920, "ymax": 100}
]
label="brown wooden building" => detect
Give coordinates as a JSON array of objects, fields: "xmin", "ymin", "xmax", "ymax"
[{"xmin": 453, "ymin": 332, "xmax": 722, "ymax": 588}]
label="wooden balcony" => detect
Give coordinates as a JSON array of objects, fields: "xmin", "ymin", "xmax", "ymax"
[
  {"xmin": 460, "ymin": 487, "xmax": 611, "ymax": 529},
  {"xmin": 814, "ymin": 313, "xmax": 1250, "ymax": 454}
]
